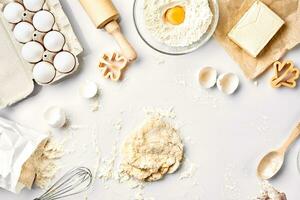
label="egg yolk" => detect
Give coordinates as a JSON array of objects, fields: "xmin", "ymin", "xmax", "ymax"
[{"xmin": 165, "ymin": 6, "xmax": 185, "ymax": 25}]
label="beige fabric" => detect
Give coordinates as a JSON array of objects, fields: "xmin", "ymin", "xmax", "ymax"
[{"xmin": 0, "ymin": 5, "xmax": 34, "ymax": 109}]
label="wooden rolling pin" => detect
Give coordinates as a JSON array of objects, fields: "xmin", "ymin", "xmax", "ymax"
[{"xmin": 79, "ymin": 0, "xmax": 137, "ymax": 61}]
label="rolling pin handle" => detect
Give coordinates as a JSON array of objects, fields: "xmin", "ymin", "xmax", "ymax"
[{"xmin": 105, "ymin": 21, "xmax": 137, "ymax": 61}]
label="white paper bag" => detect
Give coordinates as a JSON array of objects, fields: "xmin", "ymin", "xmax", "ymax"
[{"xmin": 0, "ymin": 117, "xmax": 48, "ymax": 193}]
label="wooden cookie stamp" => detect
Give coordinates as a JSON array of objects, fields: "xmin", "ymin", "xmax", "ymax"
[
  {"xmin": 98, "ymin": 52, "xmax": 128, "ymax": 81},
  {"xmin": 271, "ymin": 60, "xmax": 300, "ymax": 88}
]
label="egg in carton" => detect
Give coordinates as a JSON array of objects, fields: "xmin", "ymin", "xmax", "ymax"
[
  {"xmin": 0, "ymin": 0, "xmax": 82, "ymax": 108},
  {"xmin": 1, "ymin": 0, "xmax": 82, "ymax": 85}
]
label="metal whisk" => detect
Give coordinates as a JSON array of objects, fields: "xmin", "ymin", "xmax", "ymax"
[{"xmin": 34, "ymin": 167, "xmax": 93, "ymax": 200}]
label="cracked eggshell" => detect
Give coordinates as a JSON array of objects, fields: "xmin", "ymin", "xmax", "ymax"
[
  {"xmin": 43, "ymin": 31, "xmax": 65, "ymax": 52},
  {"xmin": 80, "ymin": 81, "xmax": 98, "ymax": 99},
  {"xmin": 13, "ymin": 22, "xmax": 35, "ymax": 43},
  {"xmin": 32, "ymin": 61, "xmax": 56, "ymax": 84},
  {"xmin": 53, "ymin": 51, "xmax": 76, "ymax": 73},
  {"xmin": 3, "ymin": 2, "xmax": 25, "ymax": 24},
  {"xmin": 32, "ymin": 10, "xmax": 55, "ymax": 32},
  {"xmin": 21, "ymin": 41, "xmax": 44, "ymax": 63},
  {"xmin": 198, "ymin": 67, "xmax": 217, "ymax": 89},
  {"xmin": 217, "ymin": 73, "xmax": 239, "ymax": 95},
  {"xmin": 23, "ymin": 0, "xmax": 45, "ymax": 12},
  {"xmin": 44, "ymin": 106, "xmax": 66, "ymax": 128}
]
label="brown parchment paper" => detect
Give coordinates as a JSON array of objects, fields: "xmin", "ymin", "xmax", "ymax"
[{"xmin": 214, "ymin": 0, "xmax": 300, "ymax": 79}]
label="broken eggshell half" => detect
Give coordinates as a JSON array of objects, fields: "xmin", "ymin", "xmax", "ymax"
[
  {"xmin": 80, "ymin": 81, "xmax": 98, "ymax": 99},
  {"xmin": 198, "ymin": 67, "xmax": 217, "ymax": 89},
  {"xmin": 44, "ymin": 106, "xmax": 66, "ymax": 128},
  {"xmin": 217, "ymin": 73, "xmax": 239, "ymax": 95}
]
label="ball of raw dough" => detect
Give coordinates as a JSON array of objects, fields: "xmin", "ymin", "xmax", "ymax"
[
  {"xmin": 13, "ymin": 22, "xmax": 35, "ymax": 43},
  {"xmin": 53, "ymin": 51, "xmax": 76, "ymax": 73},
  {"xmin": 32, "ymin": 10, "xmax": 55, "ymax": 32},
  {"xmin": 23, "ymin": 0, "xmax": 45, "ymax": 12},
  {"xmin": 21, "ymin": 41, "xmax": 44, "ymax": 63},
  {"xmin": 121, "ymin": 118, "xmax": 184, "ymax": 181},
  {"xmin": 43, "ymin": 31, "xmax": 65, "ymax": 52},
  {"xmin": 3, "ymin": 2, "xmax": 24, "ymax": 23},
  {"xmin": 32, "ymin": 61, "xmax": 56, "ymax": 84}
]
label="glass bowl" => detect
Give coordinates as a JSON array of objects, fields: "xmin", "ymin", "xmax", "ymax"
[{"xmin": 133, "ymin": 0, "xmax": 219, "ymax": 55}]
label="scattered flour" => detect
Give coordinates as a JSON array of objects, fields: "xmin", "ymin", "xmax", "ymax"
[
  {"xmin": 113, "ymin": 119, "xmax": 123, "ymax": 132},
  {"xmin": 98, "ymin": 141, "xmax": 118, "ymax": 181},
  {"xmin": 223, "ymin": 164, "xmax": 241, "ymax": 200},
  {"xmin": 90, "ymin": 96, "xmax": 100, "ymax": 112},
  {"xmin": 255, "ymin": 181, "xmax": 287, "ymax": 200},
  {"xmin": 193, "ymin": 90, "xmax": 224, "ymax": 109},
  {"xmin": 143, "ymin": 106, "xmax": 176, "ymax": 119},
  {"xmin": 25, "ymin": 138, "xmax": 64, "ymax": 188},
  {"xmin": 179, "ymin": 161, "xmax": 198, "ymax": 180}
]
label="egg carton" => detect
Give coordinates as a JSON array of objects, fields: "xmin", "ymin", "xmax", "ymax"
[
  {"xmin": 0, "ymin": 0, "xmax": 82, "ymax": 109},
  {"xmin": 0, "ymin": 0, "xmax": 82, "ymax": 85}
]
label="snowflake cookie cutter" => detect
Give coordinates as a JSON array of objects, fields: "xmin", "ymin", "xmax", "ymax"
[
  {"xmin": 98, "ymin": 52, "xmax": 128, "ymax": 81},
  {"xmin": 271, "ymin": 60, "xmax": 300, "ymax": 88}
]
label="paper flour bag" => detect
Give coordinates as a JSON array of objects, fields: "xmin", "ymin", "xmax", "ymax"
[{"xmin": 0, "ymin": 117, "xmax": 48, "ymax": 193}]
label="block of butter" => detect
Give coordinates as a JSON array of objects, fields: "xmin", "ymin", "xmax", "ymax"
[{"xmin": 228, "ymin": 1, "xmax": 284, "ymax": 57}]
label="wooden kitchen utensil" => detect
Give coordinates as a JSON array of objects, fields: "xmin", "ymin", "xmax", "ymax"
[
  {"xmin": 271, "ymin": 60, "xmax": 300, "ymax": 88},
  {"xmin": 79, "ymin": 0, "xmax": 137, "ymax": 61},
  {"xmin": 257, "ymin": 122, "xmax": 300, "ymax": 180}
]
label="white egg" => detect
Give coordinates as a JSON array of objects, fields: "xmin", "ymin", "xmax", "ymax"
[
  {"xmin": 44, "ymin": 106, "xmax": 66, "ymax": 128},
  {"xmin": 43, "ymin": 31, "xmax": 65, "ymax": 52},
  {"xmin": 32, "ymin": 10, "xmax": 55, "ymax": 32},
  {"xmin": 23, "ymin": 0, "xmax": 45, "ymax": 12},
  {"xmin": 3, "ymin": 2, "xmax": 25, "ymax": 23},
  {"xmin": 32, "ymin": 61, "xmax": 56, "ymax": 83},
  {"xmin": 80, "ymin": 81, "xmax": 98, "ymax": 99},
  {"xmin": 53, "ymin": 51, "xmax": 76, "ymax": 73},
  {"xmin": 21, "ymin": 41, "xmax": 44, "ymax": 63},
  {"xmin": 13, "ymin": 22, "xmax": 35, "ymax": 43},
  {"xmin": 217, "ymin": 73, "xmax": 240, "ymax": 95},
  {"xmin": 198, "ymin": 67, "xmax": 217, "ymax": 89}
]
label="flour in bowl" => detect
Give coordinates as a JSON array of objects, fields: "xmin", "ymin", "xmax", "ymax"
[{"xmin": 144, "ymin": 0, "xmax": 213, "ymax": 47}]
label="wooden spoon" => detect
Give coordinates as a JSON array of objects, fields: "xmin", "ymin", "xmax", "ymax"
[{"xmin": 257, "ymin": 122, "xmax": 300, "ymax": 180}]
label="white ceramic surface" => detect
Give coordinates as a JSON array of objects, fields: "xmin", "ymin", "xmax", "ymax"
[{"xmin": 1, "ymin": 0, "xmax": 300, "ymax": 199}]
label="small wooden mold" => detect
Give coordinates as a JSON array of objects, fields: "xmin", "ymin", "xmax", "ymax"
[
  {"xmin": 98, "ymin": 52, "xmax": 128, "ymax": 81},
  {"xmin": 271, "ymin": 60, "xmax": 300, "ymax": 88}
]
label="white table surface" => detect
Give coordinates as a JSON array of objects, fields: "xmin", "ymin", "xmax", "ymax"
[{"xmin": 1, "ymin": 0, "xmax": 300, "ymax": 199}]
